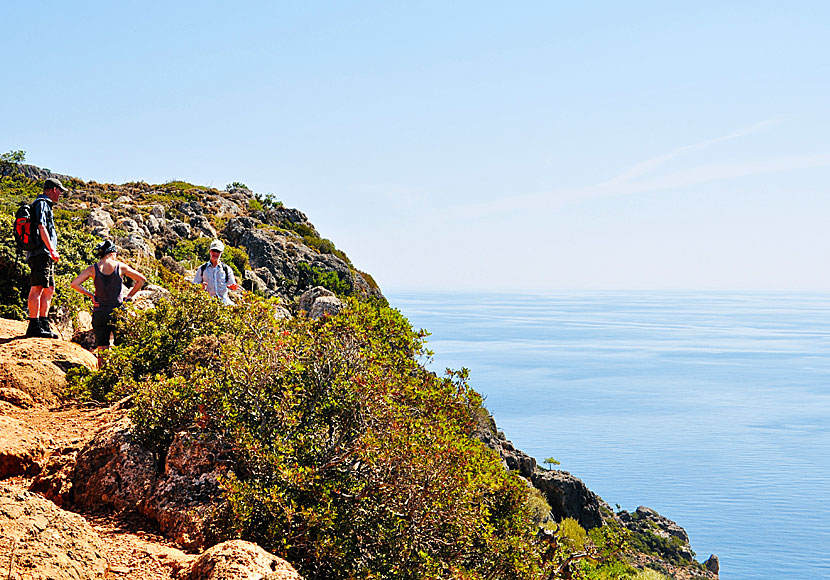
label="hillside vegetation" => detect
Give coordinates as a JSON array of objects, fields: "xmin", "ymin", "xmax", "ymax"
[{"xmin": 0, "ymin": 153, "xmax": 715, "ymax": 580}]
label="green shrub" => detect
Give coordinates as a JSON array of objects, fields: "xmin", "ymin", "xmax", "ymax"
[
  {"xmin": 114, "ymin": 295, "xmax": 549, "ymax": 579},
  {"xmin": 297, "ymin": 262, "xmax": 351, "ymax": 295}
]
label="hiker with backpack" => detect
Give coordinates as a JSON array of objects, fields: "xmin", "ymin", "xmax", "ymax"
[
  {"xmin": 21, "ymin": 178, "xmax": 67, "ymax": 338},
  {"xmin": 192, "ymin": 239, "xmax": 240, "ymax": 305},
  {"xmin": 70, "ymin": 240, "xmax": 146, "ymax": 366}
]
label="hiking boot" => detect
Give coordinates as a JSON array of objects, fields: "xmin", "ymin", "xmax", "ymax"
[
  {"xmin": 38, "ymin": 317, "xmax": 60, "ymax": 339},
  {"xmin": 24, "ymin": 318, "xmax": 41, "ymax": 338}
]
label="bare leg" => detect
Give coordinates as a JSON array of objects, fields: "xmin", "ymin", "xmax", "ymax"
[{"xmin": 28, "ymin": 286, "xmax": 44, "ymax": 318}]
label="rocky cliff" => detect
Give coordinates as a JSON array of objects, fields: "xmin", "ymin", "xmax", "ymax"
[{"xmin": 0, "ymin": 163, "xmax": 718, "ymax": 580}]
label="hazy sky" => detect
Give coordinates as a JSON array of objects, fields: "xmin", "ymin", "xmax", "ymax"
[{"xmin": 4, "ymin": 1, "xmax": 830, "ymax": 291}]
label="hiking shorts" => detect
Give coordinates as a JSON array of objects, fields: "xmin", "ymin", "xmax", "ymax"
[
  {"xmin": 28, "ymin": 253, "xmax": 55, "ymax": 288},
  {"xmin": 92, "ymin": 310, "xmax": 118, "ymax": 348}
]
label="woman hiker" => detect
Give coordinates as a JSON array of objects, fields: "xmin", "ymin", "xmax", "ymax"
[{"xmin": 70, "ymin": 240, "xmax": 146, "ymax": 367}]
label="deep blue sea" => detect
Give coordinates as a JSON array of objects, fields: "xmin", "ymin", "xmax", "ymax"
[{"xmin": 389, "ymin": 291, "xmax": 830, "ymax": 580}]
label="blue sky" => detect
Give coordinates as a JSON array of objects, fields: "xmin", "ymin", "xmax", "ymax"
[{"xmin": 4, "ymin": 1, "xmax": 830, "ymax": 291}]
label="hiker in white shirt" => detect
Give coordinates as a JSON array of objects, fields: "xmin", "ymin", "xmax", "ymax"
[{"xmin": 192, "ymin": 239, "xmax": 240, "ymax": 305}]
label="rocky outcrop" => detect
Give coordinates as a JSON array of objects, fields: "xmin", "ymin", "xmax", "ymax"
[
  {"xmin": 181, "ymin": 540, "xmax": 303, "ymax": 580},
  {"xmin": 0, "ymin": 484, "xmax": 109, "ymax": 580},
  {"xmin": 224, "ymin": 217, "xmax": 376, "ymax": 301},
  {"xmin": 619, "ymin": 506, "xmax": 696, "ymax": 563},
  {"xmin": 531, "ymin": 469, "xmax": 608, "ymax": 531},
  {"xmin": 72, "ymin": 418, "xmax": 233, "ymax": 549}
]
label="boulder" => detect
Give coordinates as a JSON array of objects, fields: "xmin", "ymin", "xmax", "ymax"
[
  {"xmin": 118, "ymin": 231, "xmax": 154, "ymax": 257},
  {"xmin": 0, "ymin": 319, "xmax": 99, "ymax": 404},
  {"xmin": 115, "ymin": 195, "xmax": 132, "ymax": 204},
  {"xmin": 190, "ymin": 215, "xmax": 217, "ymax": 237},
  {"xmin": 116, "ymin": 217, "xmax": 141, "ymax": 233},
  {"xmin": 0, "ymin": 416, "xmax": 52, "ymax": 478},
  {"xmin": 86, "ymin": 207, "xmax": 114, "ymax": 230},
  {"xmin": 0, "ymin": 484, "xmax": 108, "ymax": 580},
  {"xmin": 206, "ymin": 195, "xmax": 243, "ymax": 219},
  {"xmin": 180, "ymin": 201, "xmax": 205, "ymax": 217},
  {"xmin": 146, "ymin": 213, "xmax": 164, "ymax": 234},
  {"xmin": 132, "ymin": 284, "xmax": 172, "ymax": 310},
  {"xmin": 149, "ymin": 204, "xmax": 166, "ymax": 219},
  {"xmin": 705, "ymin": 554, "xmax": 720, "ymax": 574},
  {"xmin": 169, "ymin": 219, "xmax": 193, "ymax": 238},
  {"xmin": 298, "ymin": 286, "xmax": 335, "ymax": 313},
  {"xmin": 309, "ymin": 296, "xmax": 344, "ymax": 320},
  {"xmin": 181, "ymin": 540, "xmax": 302, "ymax": 580}
]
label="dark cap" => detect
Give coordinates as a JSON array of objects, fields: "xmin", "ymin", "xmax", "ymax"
[
  {"xmin": 44, "ymin": 177, "xmax": 68, "ymax": 192},
  {"xmin": 95, "ymin": 240, "xmax": 118, "ymax": 258}
]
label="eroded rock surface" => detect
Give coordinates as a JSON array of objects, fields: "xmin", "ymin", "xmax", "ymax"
[{"xmin": 0, "ymin": 484, "xmax": 108, "ymax": 580}]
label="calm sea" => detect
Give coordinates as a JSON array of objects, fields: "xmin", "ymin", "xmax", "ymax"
[{"xmin": 389, "ymin": 291, "xmax": 830, "ymax": 580}]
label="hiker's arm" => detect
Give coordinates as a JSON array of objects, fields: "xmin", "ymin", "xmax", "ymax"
[
  {"xmin": 121, "ymin": 264, "xmax": 146, "ymax": 299},
  {"xmin": 38, "ymin": 224, "xmax": 59, "ymax": 261},
  {"xmin": 227, "ymin": 268, "xmax": 241, "ymax": 291},
  {"xmin": 70, "ymin": 267, "xmax": 95, "ymax": 299}
]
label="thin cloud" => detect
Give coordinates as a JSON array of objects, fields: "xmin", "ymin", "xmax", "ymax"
[
  {"xmin": 453, "ymin": 119, "xmax": 830, "ymax": 219},
  {"xmin": 601, "ymin": 119, "xmax": 779, "ymax": 188}
]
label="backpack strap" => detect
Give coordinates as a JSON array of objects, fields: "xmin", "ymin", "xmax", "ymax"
[{"xmin": 200, "ymin": 262, "xmax": 209, "ymax": 275}]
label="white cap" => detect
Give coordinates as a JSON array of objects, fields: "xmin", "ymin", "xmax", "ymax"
[{"xmin": 209, "ymin": 239, "xmax": 225, "ymax": 253}]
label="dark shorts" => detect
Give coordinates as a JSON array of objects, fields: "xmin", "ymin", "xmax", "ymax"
[
  {"xmin": 92, "ymin": 310, "xmax": 120, "ymax": 348},
  {"xmin": 28, "ymin": 253, "xmax": 55, "ymax": 288}
]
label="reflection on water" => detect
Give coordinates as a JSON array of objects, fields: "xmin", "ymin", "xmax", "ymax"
[{"xmin": 391, "ymin": 291, "xmax": 830, "ymax": 580}]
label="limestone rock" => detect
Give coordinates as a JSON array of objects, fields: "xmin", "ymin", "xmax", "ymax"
[
  {"xmin": 170, "ymin": 219, "xmax": 192, "ymax": 238},
  {"xmin": 190, "ymin": 215, "xmax": 217, "ymax": 237},
  {"xmin": 182, "ymin": 540, "xmax": 303, "ymax": 580},
  {"xmin": 149, "ymin": 204, "xmax": 166, "ymax": 218},
  {"xmin": 86, "ymin": 207, "xmax": 114, "ymax": 230},
  {"xmin": 115, "ymin": 195, "xmax": 133, "ymax": 204},
  {"xmin": 0, "ymin": 416, "xmax": 52, "ymax": 478},
  {"xmin": 117, "ymin": 217, "xmax": 141, "ymax": 233},
  {"xmin": 705, "ymin": 554, "xmax": 720, "ymax": 574},
  {"xmin": 298, "ymin": 286, "xmax": 334, "ymax": 313},
  {"xmin": 0, "ymin": 484, "xmax": 108, "ymax": 580},
  {"xmin": 309, "ymin": 295, "xmax": 344, "ymax": 320},
  {"xmin": 531, "ymin": 470, "xmax": 607, "ymax": 531},
  {"xmin": 132, "ymin": 283, "xmax": 172, "ymax": 310},
  {"xmin": 118, "ymin": 231, "xmax": 154, "ymax": 257},
  {"xmin": 206, "ymin": 195, "xmax": 243, "ymax": 218}
]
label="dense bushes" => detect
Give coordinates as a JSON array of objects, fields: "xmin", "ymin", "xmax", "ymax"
[{"xmin": 71, "ymin": 290, "xmax": 546, "ymax": 579}]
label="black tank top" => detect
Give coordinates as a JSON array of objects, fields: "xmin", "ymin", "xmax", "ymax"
[{"xmin": 93, "ymin": 263, "xmax": 123, "ymax": 313}]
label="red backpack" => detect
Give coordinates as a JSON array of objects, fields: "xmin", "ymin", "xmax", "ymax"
[{"xmin": 13, "ymin": 201, "xmax": 40, "ymax": 251}]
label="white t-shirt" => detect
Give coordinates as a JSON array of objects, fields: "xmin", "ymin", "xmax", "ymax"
[{"xmin": 193, "ymin": 261, "xmax": 236, "ymax": 305}]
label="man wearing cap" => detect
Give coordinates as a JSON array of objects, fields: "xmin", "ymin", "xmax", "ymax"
[
  {"xmin": 25, "ymin": 178, "xmax": 67, "ymax": 338},
  {"xmin": 192, "ymin": 239, "xmax": 241, "ymax": 305}
]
